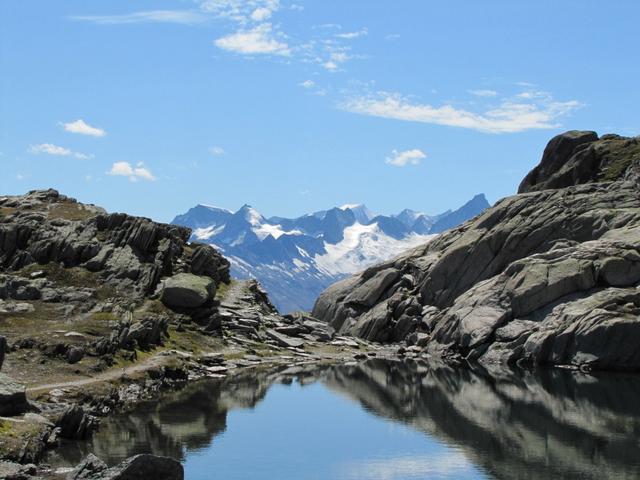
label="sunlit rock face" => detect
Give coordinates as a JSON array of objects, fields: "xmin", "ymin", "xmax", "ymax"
[{"xmin": 313, "ymin": 132, "xmax": 640, "ymax": 372}]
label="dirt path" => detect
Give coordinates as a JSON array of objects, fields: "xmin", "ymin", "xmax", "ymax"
[{"xmin": 219, "ymin": 280, "xmax": 250, "ymax": 310}]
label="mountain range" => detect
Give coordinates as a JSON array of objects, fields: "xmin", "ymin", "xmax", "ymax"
[{"xmin": 172, "ymin": 194, "xmax": 490, "ymax": 312}]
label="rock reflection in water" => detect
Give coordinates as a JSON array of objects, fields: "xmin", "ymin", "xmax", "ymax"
[{"xmin": 49, "ymin": 361, "xmax": 640, "ymax": 479}]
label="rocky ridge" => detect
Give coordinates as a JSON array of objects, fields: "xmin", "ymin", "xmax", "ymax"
[{"xmin": 313, "ymin": 131, "xmax": 640, "ymax": 371}]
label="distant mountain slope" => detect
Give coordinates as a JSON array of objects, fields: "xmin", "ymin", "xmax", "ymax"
[{"xmin": 172, "ymin": 195, "xmax": 490, "ymax": 312}]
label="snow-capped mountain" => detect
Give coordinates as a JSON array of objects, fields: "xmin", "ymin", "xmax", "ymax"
[{"xmin": 172, "ymin": 194, "xmax": 490, "ymax": 313}]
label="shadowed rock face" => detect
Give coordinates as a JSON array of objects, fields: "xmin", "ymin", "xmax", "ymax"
[
  {"xmin": 312, "ymin": 131, "xmax": 640, "ymax": 371},
  {"xmin": 48, "ymin": 361, "xmax": 640, "ymax": 480}
]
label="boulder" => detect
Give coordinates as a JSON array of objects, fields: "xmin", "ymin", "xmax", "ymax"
[
  {"xmin": 69, "ymin": 454, "xmax": 108, "ymax": 479},
  {"xmin": 57, "ymin": 404, "xmax": 99, "ymax": 439},
  {"xmin": 69, "ymin": 454, "xmax": 183, "ymax": 480},
  {"xmin": 160, "ymin": 273, "xmax": 215, "ymax": 309},
  {"xmin": 67, "ymin": 346, "xmax": 85, "ymax": 364},
  {"xmin": 0, "ymin": 373, "xmax": 28, "ymax": 416}
]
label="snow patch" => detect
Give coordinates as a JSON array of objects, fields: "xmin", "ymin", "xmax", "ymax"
[
  {"xmin": 253, "ymin": 223, "xmax": 303, "ymax": 240},
  {"xmin": 193, "ymin": 225, "xmax": 225, "ymax": 240},
  {"xmin": 314, "ymin": 222, "xmax": 434, "ymax": 276}
]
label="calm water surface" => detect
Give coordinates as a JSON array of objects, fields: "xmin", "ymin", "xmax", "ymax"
[{"xmin": 48, "ymin": 359, "xmax": 640, "ymax": 479}]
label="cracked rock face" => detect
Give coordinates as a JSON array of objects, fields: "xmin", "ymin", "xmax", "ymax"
[
  {"xmin": 313, "ymin": 131, "xmax": 640, "ymax": 371},
  {"xmin": 0, "ymin": 189, "xmax": 230, "ymax": 298}
]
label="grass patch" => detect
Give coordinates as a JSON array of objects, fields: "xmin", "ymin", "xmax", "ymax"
[
  {"xmin": 215, "ymin": 279, "xmax": 234, "ymax": 301},
  {"xmin": 48, "ymin": 201, "xmax": 97, "ymax": 221},
  {"xmin": 90, "ymin": 312, "xmax": 118, "ymax": 322},
  {"xmin": 136, "ymin": 299, "xmax": 171, "ymax": 317},
  {"xmin": 599, "ymin": 139, "xmax": 640, "ymax": 181},
  {"xmin": 0, "ymin": 206, "xmax": 16, "ymax": 217},
  {"xmin": 19, "ymin": 263, "xmax": 100, "ymax": 289},
  {"xmin": 0, "ymin": 418, "xmax": 49, "ymax": 462}
]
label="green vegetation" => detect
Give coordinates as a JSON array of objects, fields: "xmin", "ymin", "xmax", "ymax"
[
  {"xmin": 215, "ymin": 279, "xmax": 235, "ymax": 301},
  {"xmin": 0, "ymin": 206, "xmax": 16, "ymax": 217},
  {"xmin": 19, "ymin": 263, "xmax": 99, "ymax": 289},
  {"xmin": 90, "ymin": 311, "xmax": 118, "ymax": 322},
  {"xmin": 136, "ymin": 299, "xmax": 171, "ymax": 317},
  {"xmin": 599, "ymin": 139, "xmax": 640, "ymax": 181},
  {"xmin": 0, "ymin": 418, "xmax": 49, "ymax": 462}
]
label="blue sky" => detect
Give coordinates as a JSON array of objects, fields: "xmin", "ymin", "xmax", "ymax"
[{"xmin": 1, "ymin": 0, "xmax": 638, "ymax": 222}]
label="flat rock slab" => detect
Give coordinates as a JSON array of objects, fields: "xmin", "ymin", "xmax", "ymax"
[
  {"xmin": 265, "ymin": 329, "xmax": 305, "ymax": 348},
  {"xmin": 0, "ymin": 373, "xmax": 28, "ymax": 416}
]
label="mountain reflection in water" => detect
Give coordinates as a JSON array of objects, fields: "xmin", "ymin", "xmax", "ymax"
[{"xmin": 49, "ymin": 359, "xmax": 640, "ymax": 479}]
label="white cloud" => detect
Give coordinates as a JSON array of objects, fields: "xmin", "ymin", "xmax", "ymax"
[
  {"xmin": 290, "ymin": 4, "xmax": 304, "ymax": 11},
  {"xmin": 108, "ymin": 161, "xmax": 156, "ymax": 182},
  {"xmin": 214, "ymin": 23, "xmax": 290, "ymax": 56},
  {"xmin": 385, "ymin": 149, "xmax": 426, "ymax": 167},
  {"xmin": 323, "ymin": 61, "xmax": 338, "ymax": 71},
  {"xmin": 29, "ymin": 143, "xmax": 71, "ymax": 156},
  {"xmin": 385, "ymin": 33, "xmax": 400, "ymax": 40},
  {"xmin": 299, "ymin": 79, "xmax": 315, "ymax": 89},
  {"xmin": 342, "ymin": 91, "xmax": 582, "ymax": 134},
  {"xmin": 28, "ymin": 143, "xmax": 91, "ymax": 159},
  {"xmin": 16, "ymin": 173, "xmax": 25, "ymax": 181},
  {"xmin": 250, "ymin": 7, "xmax": 272, "ymax": 21},
  {"xmin": 336, "ymin": 28, "xmax": 367, "ymax": 39},
  {"xmin": 70, "ymin": 10, "xmax": 207, "ymax": 25},
  {"xmin": 469, "ymin": 89, "xmax": 498, "ymax": 97},
  {"xmin": 63, "ymin": 119, "xmax": 106, "ymax": 137},
  {"xmin": 209, "ymin": 146, "xmax": 225, "ymax": 156},
  {"xmin": 199, "ymin": 0, "xmax": 280, "ymax": 23}
]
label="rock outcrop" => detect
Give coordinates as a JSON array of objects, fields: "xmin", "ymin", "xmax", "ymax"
[
  {"xmin": 0, "ymin": 189, "xmax": 230, "ymax": 298},
  {"xmin": 313, "ymin": 131, "xmax": 640, "ymax": 371},
  {"xmin": 69, "ymin": 453, "xmax": 183, "ymax": 480},
  {"xmin": 0, "ymin": 190, "xmax": 232, "ymax": 374}
]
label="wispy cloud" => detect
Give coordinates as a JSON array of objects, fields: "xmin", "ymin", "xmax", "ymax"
[
  {"xmin": 108, "ymin": 161, "xmax": 156, "ymax": 182},
  {"xmin": 385, "ymin": 149, "xmax": 425, "ymax": 167},
  {"xmin": 209, "ymin": 146, "xmax": 225, "ymax": 156},
  {"xmin": 214, "ymin": 23, "xmax": 290, "ymax": 56},
  {"xmin": 342, "ymin": 91, "xmax": 582, "ymax": 134},
  {"xmin": 70, "ymin": 10, "xmax": 208, "ymax": 25},
  {"xmin": 469, "ymin": 89, "xmax": 498, "ymax": 97},
  {"xmin": 200, "ymin": 0, "xmax": 280, "ymax": 24},
  {"xmin": 28, "ymin": 143, "xmax": 92, "ymax": 159},
  {"xmin": 318, "ymin": 45, "xmax": 353, "ymax": 72},
  {"xmin": 63, "ymin": 119, "xmax": 106, "ymax": 137},
  {"xmin": 336, "ymin": 28, "xmax": 368, "ymax": 39},
  {"xmin": 299, "ymin": 79, "xmax": 315, "ymax": 89}
]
